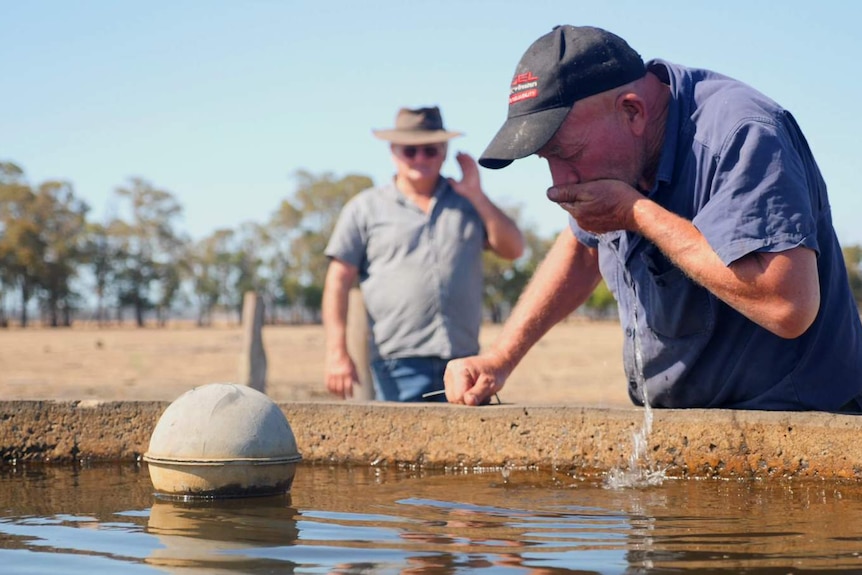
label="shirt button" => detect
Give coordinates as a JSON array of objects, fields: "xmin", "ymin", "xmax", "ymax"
[{"xmin": 625, "ymin": 327, "xmax": 634, "ymax": 337}]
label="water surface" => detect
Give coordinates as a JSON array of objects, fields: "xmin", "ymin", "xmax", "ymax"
[{"xmin": 1, "ymin": 463, "xmax": 861, "ymax": 573}]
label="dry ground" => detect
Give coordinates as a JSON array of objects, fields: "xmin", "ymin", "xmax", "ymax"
[{"xmin": 0, "ymin": 319, "xmax": 631, "ymax": 407}]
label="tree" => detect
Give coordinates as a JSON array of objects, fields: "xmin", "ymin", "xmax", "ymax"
[
  {"xmin": 187, "ymin": 229, "xmax": 235, "ymax": 326},
  {"xmin": 843, "ymin": 244, "xmax": 862, "ymax": 307},
  {"xmin": 584, "ymin": 280, "xmax": 617, "ymax": 319},
  {"xmin": 82, "ymin": 221, "xmax": 125, "ymax": 326},
  {"xmin": 231, "ymin": 222, "xmax": 270, "ymax": 323},
  {"xmin": 0, "ymin": 165, "xmax": 91, "ymax": 327},
  {"xmin": 482, "ymin": 223, "xmax": 618, "ymax": 322},
  {"xmin": 270, "ymin": 171, "xmax": 373, "ymax": 321},
  {"xmin": 483, "ymin": 222, "xmax": 556, "ymax": 323},
  {"xmin": 111, "ymin": 177, "xmax": 187, "ymax": 327},
  {"xmin": 32, "ymin": 180, "xmax": 90, "ymax": 326},
  {"xmin": 153, "ymin": 260, "xmax": 183, "ymax": 327},
  {"xmin": 0, "ymin": 164, "xmax": 45, "ymax": 327},
  {"xmin": 0, "ymin": 166, "xmax": 21, "ymax": 326}
]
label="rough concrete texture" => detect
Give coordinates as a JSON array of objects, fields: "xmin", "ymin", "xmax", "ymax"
[
  {"xmin": 1, "ymin": 400, "xmax": 861, "ymax": 479},
  {"xmin": 0, "ymin": 400, "xmax": 164, "ymax": 463}
]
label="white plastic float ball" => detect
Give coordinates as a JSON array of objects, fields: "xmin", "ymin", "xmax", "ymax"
[{"xmin": 143, "ymin": 383, "xmax": 302, "ymax": 499}]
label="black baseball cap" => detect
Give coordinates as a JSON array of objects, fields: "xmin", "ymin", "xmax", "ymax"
[{"xmin": 479, "ymin": 25, "xmax": 646, "ymax": 170}]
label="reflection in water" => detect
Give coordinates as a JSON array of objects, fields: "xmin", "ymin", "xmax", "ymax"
[
  {"xmin": 0, "ymin": 463, "xmax": 861, "ymax": 573},
  {"xmin": 147, "ymin": 496, "xmax": 300, "ymax": 573}
]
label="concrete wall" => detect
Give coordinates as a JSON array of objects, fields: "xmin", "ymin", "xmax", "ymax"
[{"xmin": 1, "ymin": 400, "xmax": 861, "ymax": 479}]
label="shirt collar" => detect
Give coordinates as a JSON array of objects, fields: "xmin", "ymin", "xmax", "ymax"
[
  {"xmin": 385, "ymin": 176, "xmax": 448, "ymax": 205},
  {"xmin": 645, "ymin": 59, "xmax": 682, "ymax": 196}
]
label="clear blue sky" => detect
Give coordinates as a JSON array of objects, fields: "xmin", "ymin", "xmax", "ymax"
[{"xmin": 3, "ymin": 1, "xmax": 861, "ymax": 245}]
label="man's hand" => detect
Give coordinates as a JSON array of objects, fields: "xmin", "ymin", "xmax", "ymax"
[
  {"xmin": 448, "ymin": 151, "xmax": 525, "ymax": 260},
  {"xmin": 550, "ymin": 180, "xmax": 821, "ymax": 339},
  {"xmin": 546, "ymin": 179, "xmax": 643, "ymax": 234},
  {"xmin": 444, "ymin": 354, "xmax": 510, "ymax": 406},
  {"xmin": 325, "ymin": 351, "xmax": 360, "ymax": 399},
  {"xmin": 448, "ymin": 152, "xmax": 484, "ymax": 203}
]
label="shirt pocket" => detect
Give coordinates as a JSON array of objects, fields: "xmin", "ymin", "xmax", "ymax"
[{"xmin": 638, "ymin": 247, "xmax": 714, "ymax": 338}]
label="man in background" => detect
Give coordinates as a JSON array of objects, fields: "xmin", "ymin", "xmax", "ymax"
[{"xmin": 324, "ymin": 106, "xmax": 524, "ymax": 402}]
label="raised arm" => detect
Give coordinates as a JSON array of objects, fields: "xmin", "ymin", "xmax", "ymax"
[
  {"xmin": 448, "ymin": 151, "xmax": 525, "ymax": 260},
  {"xmin": 548, "ymin": 179, "xmax": 820, "ymax": 338},
  {"xmin": 632, "ymin": 196, "xmax": 819, "ymax": 338}
]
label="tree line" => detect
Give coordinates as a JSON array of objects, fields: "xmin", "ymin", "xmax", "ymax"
[
  {"xmin": 4, "ymin": 160, "xmax": 860, "ymax": 329},
  {"xmin": 0, "ymin": 161, "xmax": 608, "ymax": 328}
]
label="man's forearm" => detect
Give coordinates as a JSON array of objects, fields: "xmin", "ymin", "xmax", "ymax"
[
  {"xmin": 322, "ymin": 264, "xmax": 355, "ymax": 356},
  {"xmin": 631, "ymin": 197, "xmax": 820, "ymax": 337},
  {"xmin": 322, "ymin": 297, "xmax": 349, "ymax": 357},
  {"xmin": 470, "ymin": 191, "xmax": 525, "ymax": 260},
  {"xmin": 490, "ymin": 229, "xmax": 601, "ymax": 373}
]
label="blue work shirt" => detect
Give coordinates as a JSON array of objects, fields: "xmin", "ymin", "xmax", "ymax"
[
  {"xmin": 326, "ymin": 178, "xmax": 486, "ymax": 362},
  {"xmin": 571, "ymin": 59, "xmax": 862, "ymax": 410}
]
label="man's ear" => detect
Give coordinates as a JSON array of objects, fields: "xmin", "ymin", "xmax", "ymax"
[{"xmin": 618, "ymin": 93, "xmax": 647, "ymax": 136}]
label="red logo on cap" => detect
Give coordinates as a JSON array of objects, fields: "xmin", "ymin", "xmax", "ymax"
[
  {"xmin": 510, "ymin": 90, "xmax": 537, "ymax": 104},
  {"xmin": 509, "ymin": 71, "xmax": 539, "ymax": 105},
  {"xmin": 511, "ymin": 72, "xmax": 539, "ymax": 86}
]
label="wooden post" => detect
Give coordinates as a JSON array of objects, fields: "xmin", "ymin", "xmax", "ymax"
[
  {"xmin": 238, "ymin": 291, "xmax": 267, "ymax": 393},
  {"xmin": 346, "ymin": 287, "xmax": 375, "ymax": 400}
]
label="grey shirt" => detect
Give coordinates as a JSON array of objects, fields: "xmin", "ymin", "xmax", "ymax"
[{"xmin": 325, "ymin": 178, "xmax": 486, "ymax": 361}]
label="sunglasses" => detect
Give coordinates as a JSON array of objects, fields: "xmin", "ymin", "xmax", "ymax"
[{"xmin": 399, "ymin": 144, "xmax": 442, "ymax": 159}]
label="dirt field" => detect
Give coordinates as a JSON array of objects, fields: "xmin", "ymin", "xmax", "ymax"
[{"xmin": 0, "ymin": 319, "xmax": 631, "ymax": 407}]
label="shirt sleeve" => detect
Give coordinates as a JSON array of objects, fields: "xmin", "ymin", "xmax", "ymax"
[
  {"xmin": 324, "ymin": 196, "xmax": 367, "ymax": 269},
  {"xmin": 568, "ymin": 215, "xmax": 599, "ymax": 248},
  {"xmin": 692, "ymin": 117, "xmax": 819, "ymax": 266}
]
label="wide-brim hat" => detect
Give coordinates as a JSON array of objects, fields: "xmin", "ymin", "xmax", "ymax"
[{"xmin": 372, "ymin": 106, "xmax": 463, "ymax": 145}]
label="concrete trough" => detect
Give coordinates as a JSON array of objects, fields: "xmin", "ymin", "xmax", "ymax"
[{"xmin": 1, "ymin": 400, "xmax": 861, "ymax": 480}]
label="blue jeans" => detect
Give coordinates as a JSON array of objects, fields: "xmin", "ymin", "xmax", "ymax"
[{"xmin": 370, "ymin": 356, "xmax": 448, "ymax": 402}]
